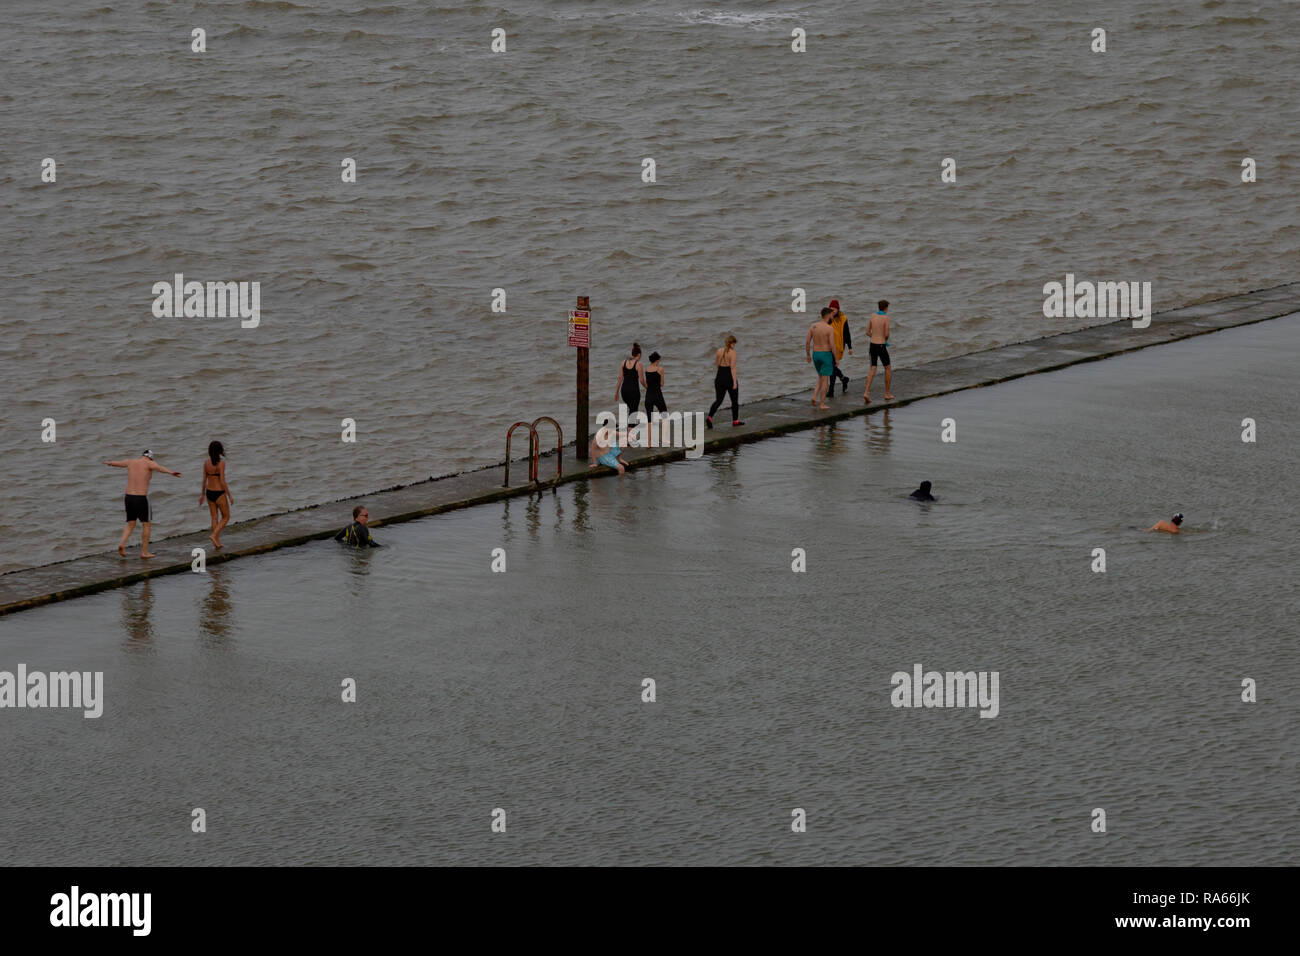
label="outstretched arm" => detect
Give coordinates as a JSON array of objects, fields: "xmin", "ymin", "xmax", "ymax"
[
  {"xmin": 151, "ymin": 459, "xmax": 181, "ymax": 478},
  {"xmin": 104, "ymin": 459, "xmax": 127, "ymax": 467}
]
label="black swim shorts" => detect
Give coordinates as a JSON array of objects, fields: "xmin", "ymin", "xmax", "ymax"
[
  {"xmin": 869, "ymin": 343, "xmax": 891, "ymax": 367},
  {"xmin": 124, "ymin": 494, "xmax": 151, "ymax": 523}
]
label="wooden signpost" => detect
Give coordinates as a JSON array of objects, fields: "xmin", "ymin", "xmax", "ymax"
[{"xmin": 571, "ymin": 296, "xmax": 590, "ymax": 457}]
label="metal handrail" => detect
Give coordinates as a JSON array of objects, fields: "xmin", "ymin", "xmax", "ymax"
[
  {"xmin": 503, "ymin": 417, "xmax": 564, "ymax": 488},
  {"xmin": 530, "ymin": 416, "xmax": 562, "ymax": 485},
  {"xmin": 503, "ymin": 421, "xmax": 533, "ymax": 487}
]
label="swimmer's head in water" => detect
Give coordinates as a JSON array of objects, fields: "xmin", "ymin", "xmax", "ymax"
[
  {"xmin": 1172, "ymin": 513, "xmax": 1184, "ymax": 526},
  {"xmin": 919, "ymin": 481, "xmax": 932, "ymax": 494}
]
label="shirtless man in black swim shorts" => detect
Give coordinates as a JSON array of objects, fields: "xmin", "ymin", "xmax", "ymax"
[
  {"xmin": 104, "ymin": 449, "xmax": 182, "ymax": 558},
  {"xmin": 863, "ymin": 300, "xmax": 895, "ymax": 403}
]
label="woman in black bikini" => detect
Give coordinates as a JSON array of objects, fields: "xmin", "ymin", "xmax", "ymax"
[
  {"xmin": 615, "ymin": 343, "xmax": 645, "ymax": 414},
  {"xmin": 198, "ymin": 440, "xmax": 233, "ymax": 549}
]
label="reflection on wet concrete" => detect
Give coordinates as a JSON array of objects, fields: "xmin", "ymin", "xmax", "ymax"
[
  {"xmin": 199, "ymin": 566, "xmax": 233, "ymax": 649},
  {"xmin": 866, "ymin": 408, "xmax": 893, "ymax": 454},
  {"xmin": 120, "ymin": 580, "xmax": 154, "ymax": 652}
]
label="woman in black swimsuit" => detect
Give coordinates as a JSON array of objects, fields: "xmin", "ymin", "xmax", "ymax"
[
  {"xmin": 644, "ymin": 351, "xmax": 668, "ymax": 419},
  {"xmin": 198, "ymin": 440, "xmax": 233, "ymax": 549},
  {"xmin": 706, "ymin": 335, "xmax": 743, "ymax": 428},
  {"xmin": 615, "ymin": 342, "xmax": 645, "ymax": 414}
]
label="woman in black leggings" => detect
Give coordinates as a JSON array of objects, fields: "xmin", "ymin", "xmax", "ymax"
[
  {"xmin": 616, "ymin": 342, "xmax": 645, "ymax": 414},
  {"xmin": 706, "ymin": 335, "xmax": 743, "ymax": 428}
]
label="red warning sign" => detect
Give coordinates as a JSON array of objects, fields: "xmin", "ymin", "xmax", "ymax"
[{"xmin": 568, "ymin": 309, "xmax": 589, "ymax": 348}]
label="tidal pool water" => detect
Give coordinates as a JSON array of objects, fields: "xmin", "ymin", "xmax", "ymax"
[{"xmin": 2, "ymin": 315, "xmax": 1296, "ymax": 865}]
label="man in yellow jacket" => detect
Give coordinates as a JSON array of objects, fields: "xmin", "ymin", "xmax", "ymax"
[{"xmin": 827, "ymin": 299, "xmax": 852, "ymax": 396}]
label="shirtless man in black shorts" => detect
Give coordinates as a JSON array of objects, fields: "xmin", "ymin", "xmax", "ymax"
[
  {"xmin": 104, "ymin": 449, "xmax": 182, "ymax": 558},
  {"xmin": 863, "ymin": 300, "xmax": 895, "ymax": 403}
]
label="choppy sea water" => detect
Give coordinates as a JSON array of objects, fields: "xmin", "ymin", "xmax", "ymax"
[
  {"xmin": 1, "ymin": 315, "xmax": 1295, "ymax": 865},
  {"xmin": 2, "ymin": 0, "xmax": 1298, "ymax": 572}
]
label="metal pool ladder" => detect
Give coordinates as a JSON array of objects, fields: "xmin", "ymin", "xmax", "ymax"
[{"xmin": 503, "ymin": 416, "xmax": 562, "ymax": 488}]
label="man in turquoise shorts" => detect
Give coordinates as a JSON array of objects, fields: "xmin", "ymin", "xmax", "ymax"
[
  {"xmin": 805, "ymin": 307, "xmax": 837, "ymax": 410},
  {"xmin": 589, "ymin": 427, "xmax": 628, "ymax": 476}
]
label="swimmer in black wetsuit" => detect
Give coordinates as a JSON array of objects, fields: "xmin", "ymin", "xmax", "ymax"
[
  {"xmin": 335, "ymin": 505, "xmax": 380, "ymax": 547},
  {"xmin": 909, "ymin": 480, "xmax": 935, "ymax": 501}
]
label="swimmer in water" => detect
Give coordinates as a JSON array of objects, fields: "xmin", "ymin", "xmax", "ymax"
[
  {"xmin": 335, "ymin": 505, "xmax": 380, "ymax": 547},
  {"xmin": 909, "ymin": 480, "xmax": 936, "ymax": 501},
  {"xmin": 1148, "ymin": 513, "xmax": 1184, "ymax": 534}
]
